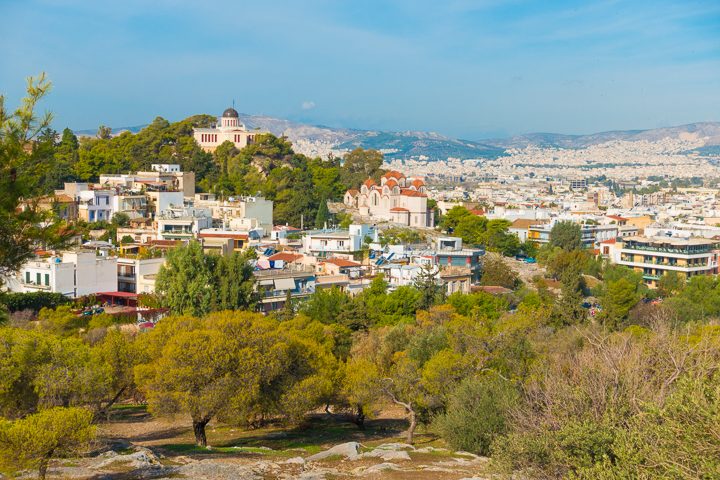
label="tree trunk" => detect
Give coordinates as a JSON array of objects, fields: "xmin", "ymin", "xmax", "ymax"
[
  {"xmin": 405, "ymin": 407, "xmax": 417, "ymax": 444},
  {"xmin": 354, "ymin": 403, "xmax": 365, "ymax": 430},
  {"xmin": 95, "ymin": 385, "xmax": 127, "ymax": 421},
  {"xmin": 38, "ymin": 449, "xmax": 54, "ymax": 480},
  {"xmin": 193, "ymin": 418, "xmax": 210, "ymax": 447}
]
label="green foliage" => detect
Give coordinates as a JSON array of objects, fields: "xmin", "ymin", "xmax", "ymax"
[
  {"xmin": 74, "ymin": 115, "xmax": 216, "ymax": 182},
  {"xmin": 549, "ymin": 220, "xmax": 583, "ymax": 250},
  {"xmin": 664, "ymin": 275, "xmax": 720, "ymax": 322},
  {"xmin": 573, "ymin": 375, "xmax": 720, "ymax": 479},
  {"xmin": 0, "ymin": 407, "xmax": 95, "ymax": 480},
  {"xmin": 0, "ymin": 291, "xmax": 70, "ymax": 313},
  {"xmin": 219, "ymin": 134, "xmax": 348, "ymax": 227},
  {"xmin": 135, "ymin": 311, "xmax": 338, "ymax": 446},
  {"xmin": 314, "ymin": 197, "xmax": 330, "ymax": 228},
  {"xmin": 440, "ymin": 206, "xmax": 519, "ymax": 254},
  {"xmin": 554, "ymin": 269, "xmax": 586, "ymax": 326},
  {"xmin": 0, "ymin": 326, "xmax": 120, "ymax": 418},
  {"xmin": 155, "ymin": 241, "xmax": 255, "ymax": 316},
  {"xmin": 0, "ymin": 73, "xmax": 75, "ymax": 278},
  {"xmin": 599, "ymin": 277, "xmax": 642, "ymax": 328},
  {"xmin": 480, "ymin": 254, "xmax": 520, "ymax": 289},
  {"xmin": 433, "ymin": 374, "xmax": 517, "ymax": 455},
  {"xmin": 301, "ymin": 287, "xmax": 351, "ymax": 325},
  {"xmin": 111, "ymin": 212, "xmax": 130, "ymax": 227},
  {"xmin": 446, "ymin": 291, "xmax": 508, "ymax": 320},
  {"xmin": 414, "ymin": 264, "xmax": 445, "ymax": 311},
  {"xmin": 657, "ymin": 270, "xmax": 683, "ymax": 297},
  {"xmin": 491, "ymin": 322, "xmax": 720, "ymax": 478},
  {"xmin": 379, "ymin": 227, "xmax": 424, "ymax": 246},
  {"xmin": 340, "ymin": 148, "xmax": 384, "ymax": 188}
]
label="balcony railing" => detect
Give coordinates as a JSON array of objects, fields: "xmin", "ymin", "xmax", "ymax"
[
  {"xmin": 624, "ymin": 244, "xmax": 714, "ymax": 254},
  {"xmin": 261, "ymin": 287, "xmax": 315, "ymax": 300},
  {"xmin": 22, "ymin": 281, "xmax": 50, "ymax": 290}
]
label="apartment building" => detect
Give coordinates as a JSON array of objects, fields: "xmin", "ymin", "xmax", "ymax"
[
  {"xmin": 528, "ymin": 221, "xmax": 618, "ymax": 248},
  {"xmin": 117, "ymin": 257, "xmax": 165, "ymax": 294},
  {"xmin": 8, "ymin": 251, "xmax": 117, "ymax": 298},
  {"xmin": 100, "ymin": 164, "xmax": 195, "ymax": 199},
  {"xmin": 253, "ymin": 266, "xmax": 316, "ymax": 312},
  {"xmin": 301, "ymin": 224, "xmax": 376, "ymax": 258},
  {"xmin": 608, "ymin": 235, "xmax": 719, "ymax": 288}
]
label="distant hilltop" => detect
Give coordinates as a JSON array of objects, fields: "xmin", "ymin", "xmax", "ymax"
[{"xmin": 75, "ymin": 116, "xmax": 720, "ymax": 162}]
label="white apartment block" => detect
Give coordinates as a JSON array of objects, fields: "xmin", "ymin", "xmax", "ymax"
[
  {"xmin": 195, "ymin": 194, "xmax": 274, "ymax": 237},
  {"xmin": 302, "ymin": 224, "xmax": 377, "ymax": 257},
  {"xmin": 8, "ymin": 251, "xmax": 117, "ymax": 298},
  {"xmin": 117, "ymin": 257, "xmax": 165, "ymax": 294}
]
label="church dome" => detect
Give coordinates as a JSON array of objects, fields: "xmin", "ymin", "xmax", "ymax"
[{"xmin": 222, "ymin": 107, "xmax": 239, "ymax": 118}]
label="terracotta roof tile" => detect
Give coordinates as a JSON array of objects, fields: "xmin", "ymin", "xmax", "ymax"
[
  {"xmin": 268, "ymin": 252, "xmax": 303, "ymax": 262},
  {"xmin": 323, "ymin": 258, "xmax": 361, "ymax": 267},
  {"xmin": 400, "ymin": 189, "xmax": 427, "ymax": 197}
]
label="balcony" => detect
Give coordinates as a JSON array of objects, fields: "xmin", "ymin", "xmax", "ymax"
[
  {"xmin": 623, "ymin": 244, "xmax": 713, "ymax": 255},
  {"xmin": 22, "ymin": 281, "xmax": 51, "ymax": 290},
  {"xmin": 261, "ymin": 287, "xmax": 315, "ymax": 300}
]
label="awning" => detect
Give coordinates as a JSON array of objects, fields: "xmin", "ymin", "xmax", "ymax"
[
  {"xmin": 258, "ymin": 279, "xmax": 274, "ymax": 286},
  {"xmin": 274, "ymin": 278, "xmax": 297, "ymax": 290}
]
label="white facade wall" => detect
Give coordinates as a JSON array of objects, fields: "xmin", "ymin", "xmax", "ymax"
[
  {"xmin": 78, "ymin": 190, "xmax": 115, "ymax": 222},
  {"xmin": 65, "ymin": 252, "xmax": 117, "ymax": 297},
  {"xmin": 10, "ymin": 252, "xmax": 117, "ymax": 298},
  {"xmin": 153, "ymin": 191, "xmax": 185, "ymax": 215}
]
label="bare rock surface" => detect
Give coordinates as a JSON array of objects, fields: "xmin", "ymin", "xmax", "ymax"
[{"xmin": 306, "ymin": 441, "xmax": 361, "ymax": 461}]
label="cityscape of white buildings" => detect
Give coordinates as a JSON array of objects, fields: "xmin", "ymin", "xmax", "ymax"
[{"xmin": 6, "ymin": 110, "xmax": 720, "ymax": 315}]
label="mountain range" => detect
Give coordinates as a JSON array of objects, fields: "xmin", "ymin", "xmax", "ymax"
[{"xmin": 75, "ymin": 116, "xmax": 720, "ymax": 161}]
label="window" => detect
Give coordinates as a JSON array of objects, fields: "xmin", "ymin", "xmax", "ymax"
[
  {"xmin": 338, "ymin": 240, "xmax": 345, "ymax": 247},
  {"xmin": 44, "ymin": 274, "xmax": 49, "ymax": 286},
  {"xmin": 36, "ymin": 272, "xmax": 41, "ymax": 285},
  {"xmin": 25, "ymin": 271, "xmax": 30, "ymax": 283}
]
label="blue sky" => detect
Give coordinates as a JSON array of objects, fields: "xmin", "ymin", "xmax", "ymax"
[{"xmin": 1, "ymin": 0, "xmax": 719, "ymax": 139}]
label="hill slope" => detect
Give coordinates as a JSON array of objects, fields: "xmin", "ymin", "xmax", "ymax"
[{"xmin": 76, "ymin": 117, "xmax": 720, "ymax": 161}]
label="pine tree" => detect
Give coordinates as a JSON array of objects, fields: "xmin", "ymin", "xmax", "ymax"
[{"xmin": 315, "ymin": 197, "xmax": 330, "ymax": 229}]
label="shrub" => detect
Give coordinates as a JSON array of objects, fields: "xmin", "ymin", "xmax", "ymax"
[
  {"xmin": 0, "ymin": 291, "xmax": 70, "ymax": 313},
  {"xmin": 432, "ymin": 373, "xmax": 517, "ymax": 455}
]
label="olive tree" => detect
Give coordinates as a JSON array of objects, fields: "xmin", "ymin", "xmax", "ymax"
[{"xmin": 0, "ymin": 407, "xmax": 95, "ymax": 480}]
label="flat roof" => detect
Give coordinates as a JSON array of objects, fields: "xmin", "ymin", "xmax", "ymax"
[{"xmin": 624, "ymin": 235, "xmax": 716, "ymax": 246}]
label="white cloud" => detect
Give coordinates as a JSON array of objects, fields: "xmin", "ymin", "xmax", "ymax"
[{"xmin": 301, "ymin": 100, "xmax": 316, "ymax": 110}]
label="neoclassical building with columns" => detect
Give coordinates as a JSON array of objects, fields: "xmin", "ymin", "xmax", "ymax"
[
  {"xmin": 193, "ymin": 107, "xmax": 262, "ymax": 152},
  {"xmin": 344, "ymin": 171, "xmax": 434, "ymax": 228}
]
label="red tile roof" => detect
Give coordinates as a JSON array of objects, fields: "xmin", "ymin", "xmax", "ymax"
[
  {"xmin": 363, "ymin": 179, "xmax": 376, "ymax": 187},
  {"xmin": 400, "ymin": 189, "xmax": 427, "ymax": 197},
  {"xmin": 268, "ymin": 252, "xmax": 303, "ymax": 262},
  {"xmin": 346, "ymin": 189, "xmax": 359, "ymax": 195},
  {"xmin": 390, "ymin": 207, "xmax": 409, "ymax": 212},
  {"xmin": 382, "ymin": 171, "xmax": 404, "ymax": 179},
  {"xmin": 324, "ymin": 258, "xmax": 361, "ymax": 267}
]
